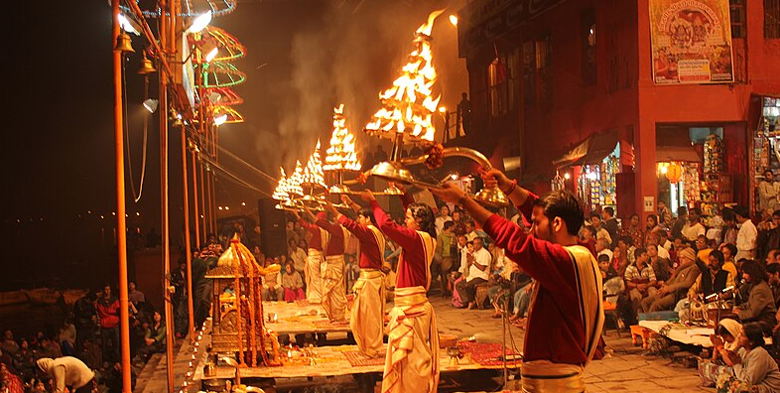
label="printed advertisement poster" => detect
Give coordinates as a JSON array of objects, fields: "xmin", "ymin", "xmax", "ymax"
[{"xmin": 649, "ymin": 0, "xmax": 734, "ymax": 84}]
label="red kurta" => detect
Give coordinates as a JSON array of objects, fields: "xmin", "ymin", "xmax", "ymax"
[
  {"xmin": 338, "ymin": 215, "xmax": 383, "ymax": 270},
  {"xmin": 299, "ymin": 219, "xmax": 323, "ymax": 251},
  {"xmin": 371, "ymin": 201, "xmax": 427, "ymax": 288},
  {"xmin": 482, "ymin": 193, "xmax": 594, "ymax": 366},
  {"xmin": 317, "ymin": 219, "xmax": 346, "ymax": 256}
]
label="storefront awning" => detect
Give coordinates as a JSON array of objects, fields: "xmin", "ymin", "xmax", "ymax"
[
  {"xmin": 656, "ymin": 127, "xmax": 702, "ymax": 162},
  {"xmin": 553, "ymin": 130, "xmax": 619, "ymax": 167}
]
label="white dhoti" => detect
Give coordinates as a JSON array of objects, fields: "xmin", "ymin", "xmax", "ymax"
[
  {"xmin": 350, "ymin": 269, "xmax": 385, "ymax": 358},
  {"xmin": 321, "ymin": 254, "xmax": 347, "ymax": 321},
  {"xmin": 381, "ymin": 286, "xmax": 439, "ymax": 393},
  {"xmin": 520, "ymin": 361, "xmax": 585, "ymax": 393},
  {"xmin": 306, "ymin": 249, "xmax": 324, "ymax": 304}
]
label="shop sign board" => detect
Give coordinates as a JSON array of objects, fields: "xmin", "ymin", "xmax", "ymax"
[
  {"xmin": 644, "ymin": 196, "xmax": 655, "ymax": 212},
  {"xmin": 649, "ymin": 0, "xmax": 734, "ymax": 85}
]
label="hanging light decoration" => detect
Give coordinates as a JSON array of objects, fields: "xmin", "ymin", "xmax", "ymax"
[
  {"xmin": 203, "ymin": 87, "xmax": 243, "ymax": 106},
  {"xmin": 198, "ymin": 61, "xmax": 246, "ymax": 88},
  {"xmin": 201, "ymin": 26, "xmax": 246, "ymax": 62},
  {"xmin": 211, "ymin": 106, "xmax": 244, "ymax": 124},
  {"xmin": 121, "ymin": 0, "xmax": 237, "ymax": 19}
]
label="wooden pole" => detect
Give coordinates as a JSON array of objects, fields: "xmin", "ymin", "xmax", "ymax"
[
  {"xmin": 159, "ymin": 1, "xmax": 176, "ymax": 391},
  {"xmin": 181, "ymin": 124, "xmax": 196, "ymax": 341},
  {"xmin": 192, "ymin": 149, "xmax": 201, "ymax": 249},
  {"xmin": 111, "ymin": 1, "xmax": 132, "ymax": 391}
]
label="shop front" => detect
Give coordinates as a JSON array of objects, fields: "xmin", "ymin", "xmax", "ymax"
[
  {"xmin": 655, "ymin": 124, "xmax": 746, "ymax": 228},
  {"xmin": 554, "ymin": 130, "xmax": 631, "ymax": 215},
  {"xmin": 750, "ymin": 95, "xmax": 780, "ymax": 215}
]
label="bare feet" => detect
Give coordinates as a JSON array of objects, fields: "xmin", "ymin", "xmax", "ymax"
[
  {"xmin": 512, "ymin": 318, "xmax": 527, "ymax": 329},
  {"xmin": 467, "ymin": 302, "xmax": 476, "ymax": 310}
]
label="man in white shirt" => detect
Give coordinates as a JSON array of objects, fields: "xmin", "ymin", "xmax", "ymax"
[
  {"xmin": 455, "ymin": 237, "xmax": 492, "ymax": 309},
  {"xmin": 37, "ymin": 357, "xmax": 96, "ymax": 393},
  {"xmin": 464, "ymin": 221, "xmax": 479, "ymax": 242},
  {"xmin": 681, "ymin": 208, "xmax": 706, "ymax": 242},
  {"xmin": 589, "ymin": 214, "xmax": 612, "ymax": 245},
  {"xmin": 735, "ymin": 205, "xmax": 757, "ymax": 261},
  {"xmin": 758, "ymin": 170, "xmax": 780, "ymax": 213}
]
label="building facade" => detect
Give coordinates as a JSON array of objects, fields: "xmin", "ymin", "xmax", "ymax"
[{"xmin": 456, "ymin": 0, "xmax": 780, "ymax": 221}]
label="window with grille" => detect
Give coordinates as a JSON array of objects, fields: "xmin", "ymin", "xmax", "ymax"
[
  {"xmin": 488, "ymin": 48, "xmax": 519, "ymax": 117},
  {"xmin": 766, "ymin": 0, "xmax": 780, "ymax": 38},
  {"xmin": 730, "ymin": 0, "xmax": 746, "ymax": 38},
  {"xmin": 536, "ymin": 34, "xmax": 553, "ymax": 104},
  {"xmin": 582, "ymin": 8, "xmax": 597, "ymax": 85}
]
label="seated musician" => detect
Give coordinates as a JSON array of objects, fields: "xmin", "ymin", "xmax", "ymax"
[
  {"xmin": 675, "ymin": 250, "xmax": 735, "ymax": 321},
  {"xmin": 734, "ymin": 260, "xmax": 777, "ymax": 333}
]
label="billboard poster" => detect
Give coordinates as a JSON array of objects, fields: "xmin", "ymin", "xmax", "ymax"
[{"xmin": 649, "ymin": 0, "xmax": 734, "ymax": 84}]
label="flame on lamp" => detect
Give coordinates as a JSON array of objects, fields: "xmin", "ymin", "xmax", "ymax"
[
  {"xmin": 272, "ymin": 168, "xmax": 289, "ymax": 201},
  {"xmin": 302, "ymin": 141, "xmax": 327, "ymax": 189},
  {"xmin": 364, "ymin": 10, "xmax": 444, "ymax": 143},
  {"xmin": 324, "ymin": 104, "xmax": 361, "ymax": 172},
  {"xmin": 288, "ymin": 161, "xmax": 305, "ymax": 197}
]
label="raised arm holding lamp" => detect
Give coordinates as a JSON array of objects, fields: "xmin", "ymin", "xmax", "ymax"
[{"xmin": 431, "ymin": 168, "xmax": 604, "ymax": 393}]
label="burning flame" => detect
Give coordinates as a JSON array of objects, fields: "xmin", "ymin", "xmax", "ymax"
[
  {"xmin": 288, "ymin": 161, "xmax": 305, "ymax": 197},
  {"xmin": 364, "ymin": 10, "xmax": 443, "ymax": 143},
  {"xmin": 416, "ymin": 9, "xmax": 444, "ymax": 36},
  {"xmin": 272, "ymin": 167, "xmax": 289, "ymax": 201},
  {"xmin": 302, "ymin": 141, "xmax": 327, "ymax": 189},
  {"xmin": 324, "ymin": 104, "xmax": 361, "ymax": 172}
]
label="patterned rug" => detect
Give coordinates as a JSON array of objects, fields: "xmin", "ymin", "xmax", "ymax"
[
  {"xmin": 456, "ymin": 341, "xmax": 521, "ymax": 367},
  {"xmin": 344, "ymin": 350, "xmax": 386, "ymax": 367}
]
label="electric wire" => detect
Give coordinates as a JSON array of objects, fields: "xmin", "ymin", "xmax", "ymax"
[
  {"xmin": 214, "ymin": 143, "xmax": 278, "ymax": 184},
  {"xmin": 198, "ymin": 153, "xmax": 274, "ymax": 198},
  {"xmin": 121, "ymin": 59, "xmax": 149, "ymax": 203}
]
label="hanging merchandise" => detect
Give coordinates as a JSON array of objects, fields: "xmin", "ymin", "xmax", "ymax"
[
  {"xmin": 703, "ymin": 134, "xmax": 724, "ymax": 174},
  {"xmin": 602, "ymin": 156, "xmax": 618, "ymax": 206},
  {"xmin": 683, "ymin": 163, "xmax": 701, "ymax": 206}
]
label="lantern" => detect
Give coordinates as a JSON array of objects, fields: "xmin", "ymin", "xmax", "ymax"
[{"xmin": 666, "ymin": 163, "xmax": 683, "ymax": 183}]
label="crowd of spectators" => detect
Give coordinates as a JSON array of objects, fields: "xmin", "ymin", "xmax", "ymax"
[
  {"xmin": 9, "ymin": 191, "xmax": 780, "ymax": 391},
  {"xmin": 0, "ymin": 280, "xmax": 169, "ymax": 392}
]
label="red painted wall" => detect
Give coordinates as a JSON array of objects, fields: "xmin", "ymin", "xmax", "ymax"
[{"xmin": 459, "ymin": 0, "xmax": 780, "ymax": 213}]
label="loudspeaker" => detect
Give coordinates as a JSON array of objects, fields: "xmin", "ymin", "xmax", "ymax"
[{"xmin": 258, "ymin": 198, "xmax": 288, "ymax": 259}]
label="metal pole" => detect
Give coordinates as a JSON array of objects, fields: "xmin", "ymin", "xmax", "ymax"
[
  {"xmin": 181, "ymin": 125, "xmax": 196, "ymax": 341},
  {"xmin": 212, "ymin": 124, "xmax": 219, "ymax": 233},
  {"xmin": 200, "ymin": 162, "xmax": 207, "ymax": 239},
  {"xmin": 159, "ymin": 1, "xmax": 175, "ymax": 391},
  {"xmin": 191, "ymin": 149, "xmax": 201, "ymax": 249},
  {"xmin": 111, "ymin": 1, "xmax": 132, "ymax": 391}
]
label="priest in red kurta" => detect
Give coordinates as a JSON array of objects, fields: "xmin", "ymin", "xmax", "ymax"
[
  {"xmin": 295, "ymin": 211, "xmax": 327, "ymax": 304},
  {"xmin": 304, "ymin": 205, "xmax": 350, "ymax": 322},
  {"xmin": 357, "ymin": 190, "xmax": 439, "ymax": 393},
  {"xmin": 322, "ymin": 196, "xmax": 387, "ymax": 357},
  {"xmin": 432, "ymin": 169, "xmax": 604, "ymax": 392}
]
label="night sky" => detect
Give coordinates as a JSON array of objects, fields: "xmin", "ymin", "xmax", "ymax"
[{"xmin": 0, "ymin": 0, "xmax": 466, "ymax": 290}]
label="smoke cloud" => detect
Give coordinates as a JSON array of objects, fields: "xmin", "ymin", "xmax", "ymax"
[{"xmin": 216, "ymin": 0, "xmax": 466, "ymax": 198}]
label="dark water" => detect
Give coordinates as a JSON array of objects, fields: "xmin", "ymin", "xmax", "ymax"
[{"xmin": 0, "ymin": 303, "xmax": 67, "ymax": 338}]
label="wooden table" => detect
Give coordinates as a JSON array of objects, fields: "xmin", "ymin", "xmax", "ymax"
[
  {"xmin": 262, "ymin": 300, "xmax": 352, "ymax": 335},
  {"xmin": 191, "ymin": 319, "xmax": 521, "ymax": 392}
]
